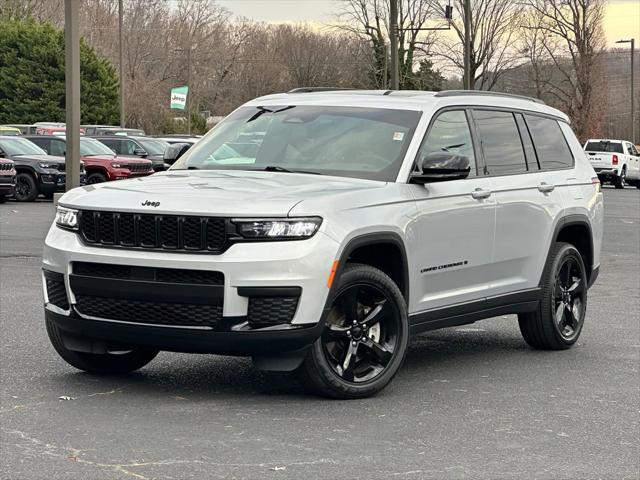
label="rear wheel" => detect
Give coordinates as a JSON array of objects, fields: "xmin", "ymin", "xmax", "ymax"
[
  {"xmin": 46, "ymin": 317, "xmax": 158, "ymax": 374},
  {"xmin": 614, "ymin": 167, "xmax": 626, "ymax": 189},
  {"xmin": 14, "ymin": 173, "xmax": 39, "ymax": 202},
  {"xmin": 518, "ymin": 243, "xmax": 587, "ymax": 350},
  {"xmin": 87, "ymin": 172, "xmax": 107, "ymax": 184},
  {"xmin": 299, "ymin": 264, "xmax": 409, "ymax": 399}
]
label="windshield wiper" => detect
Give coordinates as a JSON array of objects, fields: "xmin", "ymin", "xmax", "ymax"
[{"xmin": 261, "ymin": 165, "xmax": 322, "ymax": 175}]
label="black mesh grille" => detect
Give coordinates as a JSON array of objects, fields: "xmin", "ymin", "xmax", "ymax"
[
  {"xmin": 46, "ymin": 279, "xmax": 69, "ymax": 310},
  {"xmin": 78, "ymin": 211, "xmax": 228, "ymax": 253},
  {"xmin": 73, "ymin": 262, "xmax": 224, "ymax": 285},
  {"xmin": 248, "ymin": 297, "xmax": 299, "ymax": 328},
  {"xmin": 75, "ymin": 295, "xmax": 222, "ymax": 328}
]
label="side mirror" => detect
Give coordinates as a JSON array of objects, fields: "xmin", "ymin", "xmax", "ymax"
[
  {"xmin": 133, "ymin": 148, "xmax": 147, "ymax": 157},
  {"xmin": 163, "ymin": 143, "xmax": 191, "ymax": 164},
  {"xmin": 410, "ymin": 152, "xmax": 471, "ymax": 184}
]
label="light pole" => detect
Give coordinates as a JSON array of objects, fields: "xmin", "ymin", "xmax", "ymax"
[
  {"xmin": 616, "ymin": 38, "xmax": 635, "ymax": 144},
  {"xmin": 118, "ymin": 0, "xmax": 125, "ymax": 128}
]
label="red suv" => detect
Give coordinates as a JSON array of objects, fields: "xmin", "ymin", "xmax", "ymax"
[
  {"xmin": 25, "ymin": 136, "xmax": 154, "ymax": 184},
  {"xmin": 0, "ymin": 158, "xmax": 16, "ymax": 202}
]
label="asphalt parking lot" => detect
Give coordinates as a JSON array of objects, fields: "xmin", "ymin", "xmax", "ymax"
[{"xmin": 1, "ymin": 187, "xmax": 638, "ymax": 480}]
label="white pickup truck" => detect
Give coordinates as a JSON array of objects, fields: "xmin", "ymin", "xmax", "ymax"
[{"xmin": 584, "ymin": 139, "xmax": 640, "ymax": 189}]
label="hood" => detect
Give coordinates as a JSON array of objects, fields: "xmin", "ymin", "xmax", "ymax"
[
  {"xmin": 9, "ymin": 154, "xmax": 65, "ymax": 165},
  {"xmin": 59, "ymin": 169, "xmax": 386, "ymax": 217},
  {"xmin": 80, "ymin": 155, "xmax": 150, "ymax": 165}
]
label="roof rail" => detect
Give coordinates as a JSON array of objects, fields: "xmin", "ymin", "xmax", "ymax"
[
  {"xmin": 434, "ymin": 90, "xmax": 546, "ymax": 105},
  {"xmin": 288, "ymin": 87, "xmax": 355, "ymax": 93}
]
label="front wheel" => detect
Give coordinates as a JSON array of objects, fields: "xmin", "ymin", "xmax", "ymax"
[
  {"xmin": 518, "ymin": 243, "xmax": 587, "ymax": 350},
  {"xmin": 87, "ymin": 172, "xmax": 107, "ymax": 184},
  {"xmin": 299, "ymin": 264, "xmax": 409, "ymax": 399},
  {"xmin": 14, "ymin": 173, "xmax": 39, "ymax": 202},
  {"xmin": 46, "ymin": 317, "xmax": 158, "ymax": 374}
]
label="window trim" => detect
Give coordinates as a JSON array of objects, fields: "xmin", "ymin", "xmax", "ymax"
[
  {"xmin": 409, "ymin": 106, "xmax": 482, "ymax": 181},
  {"xmin": 470, "ymin": 108, "xmax": 529, "ymax": 178},
  {"xmin": 514, "ymin": 113, "xmax": 540, "ymax": 171}
]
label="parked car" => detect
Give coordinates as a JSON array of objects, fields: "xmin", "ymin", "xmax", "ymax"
[
  {"xmin": 0, "ymin": 136, "xmax": 85, "ymax": 201},
  {"xmin": 25, "ymin": 135, "xmax": 154, "ymax": 184},
  {"xmin": 153, "ymin": 135, "xmax": 200, "ymax": 145},
  {"xmin": 90, "ymin": 135, "xmax": 169, "ymax": 171},
  {"xmin": 0, "ymin": 124, "xmax": 38, "ymax": 135},
  {"xmin": 0, "ymin": 126, "xmax": 22, "ymax": 136},
  {"xmin": 0, "ymin": 158, "xmax": 16, "ymax": 202},
  {"xmin": 584, "ymin": 138, "xmax": 640, "ymax": 189},
  {"xmin": 44, "ymin": 89, "xmax": 603, "ymax": 398},
  {"xmin": 90, "ymin": 127, "xmax": 146, "ymax": 136}
]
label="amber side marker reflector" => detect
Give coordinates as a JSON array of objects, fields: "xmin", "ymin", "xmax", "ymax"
[{"xmin": 327, "ymin": 260, "xmax": 339, "ymax": 289}]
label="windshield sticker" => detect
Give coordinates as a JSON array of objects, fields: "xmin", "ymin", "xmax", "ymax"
[{"xmin": 393, "ymin": 132, "xmax": 405, "ymax": 141}]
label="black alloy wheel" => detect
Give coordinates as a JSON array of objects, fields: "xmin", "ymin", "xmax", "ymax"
[
  {"xmin": 299, "ymin": 264, "xmax": 408, "ymax": 398},
  {"xmin": 87, "ymin": 172, "xmax": 107, "ymax": 184},
  {"xmin": 14, "ymin": 173, "xmax": 38, "ymax": 202},
  {"xmin": 552, "ymin": 256, "xmax": 586, "ymax": 342}
]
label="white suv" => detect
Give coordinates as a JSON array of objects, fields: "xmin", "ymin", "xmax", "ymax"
[{"xmin": 44, "ymin": 89, "xmax": 604, "ymax": 398}]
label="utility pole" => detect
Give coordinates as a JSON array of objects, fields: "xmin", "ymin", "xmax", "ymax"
[
  {"xmin": 118, "ymin": 0, "xmax": 125, "ymax": 128},
  {"xmin": 187, "ymin": 46, "xmax": 192, "ymax": 135},
  {"xmin": 389, "ymin": 0, "xmax": 399, "ymax": 90},
  {"xmin": 463, "ymin": 0, "xmax": 471, "ymax": 90},
  {"xmin": 64, "ymin": 0, "xmax": 81, "ymax": 191},
  {"xmin": 616, "ymin": 38, "xmax": 636, "ymax": 143}
]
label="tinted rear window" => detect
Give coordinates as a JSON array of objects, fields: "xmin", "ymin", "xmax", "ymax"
[
  {"xmin": 473, "ymin": 110, "xmax": 527, "ymax": 175},
  {"xmin": 584, "ymin": 141, "xmax": 623, "ymax": 154},
  {"xmin": 525, "ymin": 115, "xmax": 574, "ymax": 169}
]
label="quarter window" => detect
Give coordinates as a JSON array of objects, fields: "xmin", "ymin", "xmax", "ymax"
[
  {"xmin": 473, "ymin": 110, "xmax": 527, "ymax": 175},
  {"xmin": 417, "ymin": 110, "xmax": 477, "ymax": 177},
  {"xmin": 50, "ymin": 140, "xmax": 65, "ymax": 157},
  {"xmin": 525, "ymin": 115, "xmax": 574, "ymax": 169}
]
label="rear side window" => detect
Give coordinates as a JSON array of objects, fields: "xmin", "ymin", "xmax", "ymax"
[
  {"xmin": 584, "ymin": 140, "xmax": 623, "ymax": 154},
  {"xmin": 50, "ymin": 140, "xmax": 65, "ymax": 157},
  {"xmin": 29, "ymin": 138, "xmax": 49, "ymax": 153},
  {"xmin": 525, "ymin": 115, "xmax": 574, "ymax": 169},
  {"xmin": 473, "ymin": 110, "xmax": 527, "ymax": 175}
]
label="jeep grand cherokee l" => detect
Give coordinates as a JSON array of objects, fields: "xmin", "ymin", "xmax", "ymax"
[
  {"xmin": 0, "ymin": 158, "xmax": 16, "ymax": 202},
  {"xmin": 25, "ymin": 135, "xmax": 154, "ymax": 184},
  {"xmin": 43, "ymin": 89, "xmax": 603, "ymax": 398},
  {"xmin": 0, "ymin": 136, "xmax": 85, "ymax": 201}
]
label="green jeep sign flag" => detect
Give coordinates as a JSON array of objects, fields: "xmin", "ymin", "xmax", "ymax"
[{"xmin": 170, "ymin": 86, "xmax": 188, "ymax": 109}]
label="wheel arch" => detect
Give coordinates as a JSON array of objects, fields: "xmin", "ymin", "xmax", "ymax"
[{"xmin": 545, "ymin": 214, "xmax": 594, "ymax": 286}]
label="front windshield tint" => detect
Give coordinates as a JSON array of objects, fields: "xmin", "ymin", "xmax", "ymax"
[
  {"xmin": 170, "ymin": 105, "xmax": 421, "ymax": 181},
  {"xmin": 0, "ymin": 137, "xmax": 47, "ymax": 156},
  {"xmin": 138, "ymin": 139, "xmax": 168, "ymax": 156},
  {"xmin": 80, "ymin": 138, "xmax": 116, "ymax": 156}
]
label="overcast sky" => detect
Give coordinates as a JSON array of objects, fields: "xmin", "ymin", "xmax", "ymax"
[{"xmin": 217, "ymin": 0, "xmax": 640, "ymax": 47}]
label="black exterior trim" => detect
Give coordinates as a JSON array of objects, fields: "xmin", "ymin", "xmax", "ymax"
[
  {"xmin": 237, "ymin": 286, "xmax": 302, "ymax": 297},
  {"xmin": 46, "ymin": 308, "xmax": 324, "ymax": 356},
  {"xmin": 409, "ymin": 288, "xmax": 541, "ymax": 334},
  {"xmin": 546, "ymin": 214, "xmax": 595, "ymax": 286},
  {"xmin": 588, "ymin": 265, "xmax": 599, "ymax": 288}
]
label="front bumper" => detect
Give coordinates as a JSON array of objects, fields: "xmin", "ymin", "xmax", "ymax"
[
  {"xmin": 0, "ymin": 177, "xmax": 15, "ymax": 196},
  {"xmin": 43, "ymin": 225, "xmax": 339, "ymax": 355},
  {"xmin": 38, "ymin": 173, "xmax": 87, "ymax": 194}
]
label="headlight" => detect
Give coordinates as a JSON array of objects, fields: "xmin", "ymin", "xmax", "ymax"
[
  {"xmin": 111, "ymin": 163, "xmax": 122, "ymax": 168},
  {"xmin": 233, "ymin": 217, "xmax": 322, "ymax": 239},
  {"xmin": 39, "ymin": 162, "xmax": 55, "ymax": 169},
  {"xmin": 55, "ymin": 206, "xmax": 79, "ymax": 230}
]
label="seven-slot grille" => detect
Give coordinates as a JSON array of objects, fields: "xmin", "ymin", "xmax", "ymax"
[
  {"xmin": 124, "ymin": 163, "xmax": 151, "ymax": 173},
  {"xmin": 79, "ymin": 210, "xmax": 227, "ymax": 252},
  {"xmin": 0, "ymin": 163, "xmax": 14, "ymax": 171}
]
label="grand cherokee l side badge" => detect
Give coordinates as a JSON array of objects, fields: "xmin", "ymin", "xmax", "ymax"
[{"xmin": 141, "ymin": 200, "xmax": 160, "ymax": 207}]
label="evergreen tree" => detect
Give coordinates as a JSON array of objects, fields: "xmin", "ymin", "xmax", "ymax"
[{"xmin": 0, "ymin": 20, "xmax": 119, "ymax": 124}]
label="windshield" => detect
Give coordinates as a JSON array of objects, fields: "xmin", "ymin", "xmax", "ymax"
[
  {"xmin": 170, "ymin": 105, "xmax": 421, "ymax": 181},
  {"xmin": 585, "ymin": 141, "xmax": 623, "ymax": 153},
  {"xmin": 80, "ymin": 138, "xmax": 116, "ymax": 156},
  {"xmin": 138, "ymin": 138, "xmax": 169, "ymax": 156},
  {"xmin": 0, "ymin": 137, "xmax": 47, "ymax": 156}
]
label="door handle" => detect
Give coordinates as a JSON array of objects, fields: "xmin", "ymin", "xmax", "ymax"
[
  {"xmin": 537, "ymin": 182, "xmax": 555, "ymax": 193},
  {"xmin": 471, "ymin": 188, "xmax": 492, "ymax": 200}
]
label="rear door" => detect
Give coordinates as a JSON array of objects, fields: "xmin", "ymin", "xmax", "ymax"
[{"xmin": 472, "ymin": 109, "xmax": 565, "ymax": 297}]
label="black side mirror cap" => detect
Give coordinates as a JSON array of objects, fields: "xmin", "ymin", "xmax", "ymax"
[
  {"xmin": 163, "ymin": 143, "xmax": 191, "ymax": 164},
  {"xmin": 410, "ymin": 152, "xmax": 471, "ymax": 184}
]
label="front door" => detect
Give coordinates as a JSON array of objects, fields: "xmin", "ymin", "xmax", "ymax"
[{"xmin": 407, "ymin": 109, "xmax": 496, "ymax": 313}]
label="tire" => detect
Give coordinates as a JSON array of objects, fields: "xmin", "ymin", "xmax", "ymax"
[
  {"xmin": 518, "ymin": 242, "xmax": 587, "ymax": 350},
  {"xmin": 46, "ymin": 317, "xmax": 158, "ymax": 374},
  {"xmin": 0, "ymin": 196, "xmax": 7, "ymax": 203},
  {"xmin": 87, "ymin": 172, "xmax": 107, "ymax": 184},
  {"xmin": 14, "ymin": 173, "xmax": 39, "ymax": 202},
  {"xmin": 298, "ymin": 264, "xmax": 409, "ymax": 399},
  {"xmin": 614, "ymin": 167, "xmax": 626, "ymax": 189}
]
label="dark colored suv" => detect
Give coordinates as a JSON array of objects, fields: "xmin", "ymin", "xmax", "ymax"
[
  {"xmin": 25, "ymin": 136, "xmax": 154, "ymax": 184},
  {"xmin": 0, "ymin": 136, "xmax": 85, "ymax": 201},
  {"xmin": 90, "ymin": 136, "xmax": 169, "ymax": 171},
  {"xmin": 0, "ymin": 158, "xmax": 16, "ymax": 202}
]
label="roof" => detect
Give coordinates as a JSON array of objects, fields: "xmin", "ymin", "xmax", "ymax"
[{"xmin": 248, "ymin": 89, "xmax": 570, "ymax": 122}]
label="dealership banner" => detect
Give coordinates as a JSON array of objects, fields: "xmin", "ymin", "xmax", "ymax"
[{"xmin": 170, "ymin": 86, "xmax": 188, "ymax": 109}]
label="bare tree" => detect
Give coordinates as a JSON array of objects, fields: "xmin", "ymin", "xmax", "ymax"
[
  {"xmin": 435, "ymin": 0, "xmax": 520, "ymax": 90},
  {"xmin": 524, "ymin": 0, "xmax": 607, "ymax": 141}
]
